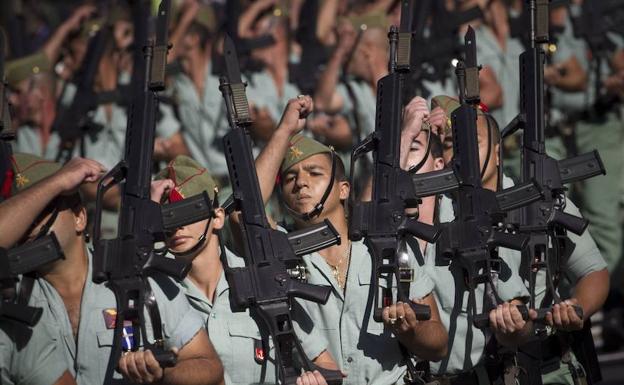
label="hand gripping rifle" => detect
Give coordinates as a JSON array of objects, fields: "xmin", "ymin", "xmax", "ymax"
[
  {"xmin": 436, "ymin": 27, "xmax": 544, "ymax": 330},
  {"xmin": 92, "ymin": 0, "xmax": 214, "ymax": 379},
  {"xmin": 0, "ymin": 234, "xmax": 64, "ymax": 326},
  {"xmin": 218, "ymin": 34, "xmax": 344, "ymax": 385},
  {"xmin": 52, "ymin": 18, "xmax": 111, "ymax": 164},
  {"xmin": 502, "ymin": 1, "xmax": 605, "ymax": 383}
]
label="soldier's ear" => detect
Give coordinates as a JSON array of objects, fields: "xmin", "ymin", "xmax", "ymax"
[
  {"xmin": 433, "ymin": 157, "xmax": 445, "ymax": 171},
  {"xmin": 338, "ymin": 180, "xmax": 350, "ymax": 201},
  {"xmin": 74, "ymin": 205, "xmax": 87, "ymax": 234},
  {"xmin": 212, "ymin": 208, "xmax": 226, "ymax": 231},
  {"xmin": 494, "ymin": 143, "xmax": 500, "ymax": 167}
]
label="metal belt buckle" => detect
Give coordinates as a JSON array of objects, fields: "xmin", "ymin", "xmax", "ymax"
[{"xmin": 400, "ymin": 267, "xmax": 414, "ymax": 283}]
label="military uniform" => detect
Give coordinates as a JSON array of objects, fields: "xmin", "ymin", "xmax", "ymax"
[
  {"xmin": 26, "ymin": 254, "xmax": 203, "ymax": 385},
  {"xmin": 9, "ymin": 153, "xmax": 205, "ymax": 385},
  {"xmin": 245, "ymin": 70, "xmax": 300, "ymax": 129},
  {"xmin": 424, "ymin": 194, "xmax": 529, "ymax": 379},
  {"xmin": 499, "ymin": 175, "xmax": 607, "ymax": 385},
  {"xmin": 279, "ymin": 136, "xmax": 436, "ymax": 385},
  {"xmin": 0, "ymin": 319, "xmax": 69, "ymax": 385}
]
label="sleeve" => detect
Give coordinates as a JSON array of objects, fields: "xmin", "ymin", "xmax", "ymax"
[
  {"xmin": 5, "ymin": 322, "xmax": 68, "ymax": 385},
  {"xmin": 563, "ymin": 198, "xmax": 608, "ymax": 284},
  {"xmin": 156, "ymin": 103, "xmax": 181, "ymax": 139},
  {"xmin": 496, "ymin": 248, "xmax": 530, "ymax": 302},
  {"xmin": 291, "ymin": 300, "xmax": 330, "ymax": 361},
  {"xmin": 148, "ymin": 274, "xmax": 206, "ymax": 351}
]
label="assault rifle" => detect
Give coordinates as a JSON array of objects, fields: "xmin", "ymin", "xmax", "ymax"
[
  {"xmin": 349, "ymin": 10, "xmax": 463, "ymax": 325},
  {"xmin": 218, "ymin": 34, "xmax": 343, "ymax": 385},
  {"xmin": 403, "ymin": 0, "xmax": 483, "ymax": 95},
  {"xmin": 52, "ymin": 20, "xmax": 111, "ymax": 163},
  {"xmin": 0, "ymin": 234, "xmax": 64, "ymax": 326},
  {"xmin": 502, "ymin": 1, "xmax": 605, "ymax": 383},
  {"xmin": 436, "ymin": 26, "xmax": 543, "ymax": 330},
  {"xmin": 92, "ymin": 0, "xmax": 213, "ymax": 379}
]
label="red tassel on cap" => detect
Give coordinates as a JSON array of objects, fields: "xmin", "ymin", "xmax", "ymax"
[
  {"xmin": 478, "ymin": 102, "xmax": 489, "ymax": 113},
  {"xmin": 1, "ymin": 169, "xmax": 14, "ymax": 199},
  {"xmin": 168, "ymin": 188, "xmax": 184, "ymax": 203}
]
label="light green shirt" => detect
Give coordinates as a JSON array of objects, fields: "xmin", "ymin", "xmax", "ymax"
[
  {"xmin": 428, "ymin": 194, "xmax": 529, "ymax": 375},
  {"xmin": 0, "ymin": 319, "xmax": 68, "ymax": 385},
  {"xmin": 172, "ymin": 62, "xmax": 230, "ymax": 177},
  {"xmin": 296, "ymin": 240, "xmax": 435, "ymax": 385},
  {"xmin": 181, "ymin": 247, "xmax": 328, "ymax": 385},
  {"xmin": 336, "ymin": 79, "xmax": 377, "ymax": 139},
  {"xmin": 13, "ymin": 125, "xmax": 61, "ymax": 161},
  {"xmin": 475, "ymin": 25, "xmax": 524, "ymax": 128},
  {"xmin": 245, "ymin": 70, "xmax": 300, "ymax": 125},
  {"xmin": 26, "ymin": 250, "xmax": 204, "ymax": 385}
]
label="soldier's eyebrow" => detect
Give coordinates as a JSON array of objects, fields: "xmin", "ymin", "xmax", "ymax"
[{"xmin": 302, "ymin": 164, "xmax": 326, "ymax": 172}]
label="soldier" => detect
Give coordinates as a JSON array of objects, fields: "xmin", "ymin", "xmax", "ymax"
[
  {"xmin": 150, "ymin": 155, "xmax": 339, "ymax": 385},
  {"xmin": 431, "ymin": 95, "xmax": 609, "ymax": 385},
  {"xmin": 169, "ymin": 2, "xmax": 230, "ymax": 185},
  {"xmin": 396, "ymin": 96, "xmax": 533, "ymax": 384},
  {"xmin": 0, "ymin": 153, "xmax": 224, "ymax": 385},
  {"xmin": 0, "ymin": 317, "xmax": 75, "ymax": 385},
  {"xmin": 255, "ymin": 95, "xmax": 449, "ymax": 385}
]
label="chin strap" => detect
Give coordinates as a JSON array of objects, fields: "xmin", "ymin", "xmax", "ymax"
[{"xmin": 281, "ymin": 150, "xmax": 337, "ymax": 222}]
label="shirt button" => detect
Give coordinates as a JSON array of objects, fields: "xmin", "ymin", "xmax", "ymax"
[
  {"xmin": 347, "ymin": 357, "xmax": 353, "ymax": 363},
  {"xmin": 211, "ymin": 313, "xmax": 216, "ymax": 318}
]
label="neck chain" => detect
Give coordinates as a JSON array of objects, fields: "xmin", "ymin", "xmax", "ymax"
[{"xmin": 326, "ymin": 241, "xmax": 352, "ymax": 290}]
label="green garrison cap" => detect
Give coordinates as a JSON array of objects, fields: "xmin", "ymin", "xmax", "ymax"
[
  {"xmin": 281, "ymin": 134, "xmax": 333, "ymax": 173},
  {"xmin": 5, "ymin": 51, "xmax": 51, "ymax": 88},
  {"xmin": 9, "ymin": 153, "xmax": 61, "ymax": 196},
  {"xmin": 195, "ymin": 5, "xmax": 217, "ymax": 33},
  {"xmin": 342, "ymin": 11, "xmax": 388, "ymax": 31},
  {"xmin": 155, "ymin": 155, "xmax": 218, "ymax": 203}
]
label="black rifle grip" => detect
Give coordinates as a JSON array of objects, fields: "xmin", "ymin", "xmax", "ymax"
[
  {"xmin": 152, "ymin": 349, "xmax": 177, "ymax": 368},
  {"xmin": 313, "ymin": 366, "xmax": 343, "ymax": 385},
  {"xmin": 473, "ymin": 305, "xmax": 529, "ymax": 328},
  {"xmin": 289, "ymin": 281, "xmax": 331, "ymax": 305},
  {"xmin": 403, "ymin": 218, "xmax": 442, "ymax": 243},
  {"xmin": 534, "ymin": 304, "xmax": 584, "ymax": 323},
  {"xmin": 551, "ymin": 210, "xmax": 588, "ymax": 236},
  {"xmin": 409, "ymin": 302, "xmax": 431, "ymax": 321}
]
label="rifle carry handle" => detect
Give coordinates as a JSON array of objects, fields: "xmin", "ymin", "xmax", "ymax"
[
  {"xmin": 152, "ymin": 348, "xmax": 177, "ymax": 368},
  {"xmin": 533, "ymin": 304, "xmax": 584, "ymax": 322}
]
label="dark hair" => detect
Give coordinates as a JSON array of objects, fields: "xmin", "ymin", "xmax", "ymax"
[{"xmin": 188, "ymin": 22, "xmax": 212, "ymax": 47}]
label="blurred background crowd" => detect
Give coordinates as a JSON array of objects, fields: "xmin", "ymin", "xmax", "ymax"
[{"xmin": 1, "ymin": 0, "xmax": 623, "ymax": 366}]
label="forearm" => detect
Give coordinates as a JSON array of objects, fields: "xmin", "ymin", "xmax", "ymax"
[
  {"xmin": 314, "ymin": 51, "xmax": 345, "ymax": 112},
  {"xmin": 312, "ymin": 115, "xmax": 353, "ymax": 149},
  {"xmin": 238, "ymin": 2, "xmax": 268, "ymax": 39},
  {"xmin": 479, "ymin": 66, "xmax": 503, "ymax": 109},
  {"xmin": 399, "ymin": 320, "xmax": 448, "ymax": 361},
  {"xmin": 43, "ymin": 24, "xmax": 73, "ymax": 64},
  {"xmin": 573, "ymin": 269, "xmax": 609, "ymax": 319},
  {"xmin": 160, "ymin": 357, "xmax": 224, "ymax": 385},
  {"xmin": 316, "ymin": 0, "xmax": 340, "ymax": 45},
  {"xmin": 399, "ymin": 130, "xmax": 416, "ymax": 170},
  {"xmin": 255, "ymin": 127, "xmax": 291, "ymax": 204},
  {"xmin": 553, "ymin": 57, "xmax": 588, "ymax": 92},
  {"xmin": 0, "ymin": 177, "xmax": 62, "ymax": 248},
  {"xmin": 169, "ymin": 11, "xmax": 197, "ymax": 62}
]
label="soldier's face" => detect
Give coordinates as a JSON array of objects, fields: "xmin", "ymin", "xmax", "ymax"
[
  {"xmin": 281, "ymin": 154, "xmax": 349, "ymax": 224},
  {"xmin": 407, "ymin": 131, "xmax": 445, "ymax": 174},
  {"xmin": 166, "ymin": 218, "xmax": 211, "ymax": 256}
]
